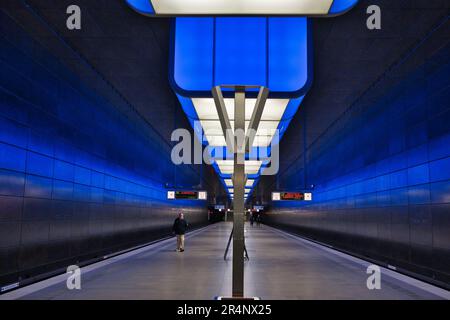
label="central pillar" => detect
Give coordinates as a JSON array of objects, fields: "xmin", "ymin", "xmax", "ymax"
[
  {"xmin": 213, "ymin": 85, "xmax": 268, "ymax": 298},
  {"xmin": 232, "ymin": 87, "xmax": 246, "ymax": 298}
]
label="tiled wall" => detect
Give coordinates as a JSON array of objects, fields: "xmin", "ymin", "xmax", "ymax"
[
  {"xmin": 0, "ymin": 10, "xmax": 208, "ymax": 287},
  {"xmin": 266, "ymin": 25, "xmax": 450, "ymax": 287}
]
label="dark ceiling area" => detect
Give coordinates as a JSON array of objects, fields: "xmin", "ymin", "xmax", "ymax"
[
  {"xmin": 7, "ymin": 0, "xmax": 177, "ymax": 141},
  {"xmin": 3, "ymin": 0, "xmax": 449, "ymax": 191}
]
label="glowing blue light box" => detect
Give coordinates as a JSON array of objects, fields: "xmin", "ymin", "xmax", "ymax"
[{"xmin": 171, "ymin": 17, "xmax": 312, "ymax": 98}]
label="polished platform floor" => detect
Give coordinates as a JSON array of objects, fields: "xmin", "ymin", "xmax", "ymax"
[{"xmin": 1, "ymin": 223, "xmax": 448, "ymax": 300}]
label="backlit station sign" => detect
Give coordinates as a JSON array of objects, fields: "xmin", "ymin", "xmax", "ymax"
[
  {"xmin": 272, "ymin": 192, "xmax": 312, "ymax": 201},
  {"xmin": 167, "ymin": 191, "xmax": 207, "ymax": 200}
]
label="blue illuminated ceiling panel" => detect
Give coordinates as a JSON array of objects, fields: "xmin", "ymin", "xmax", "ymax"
[
  {"xmin": 215, "ymin": 18, "xmax": 267, "ymax": 87},
  {"xmin": 269, "ymin": 18, "xmax": 309, "ymax": 93},
  {"xmin": 173, "ymin": 18, "xmax": 214, "ymax": 92},
  {"xmin": 171, "ymin": 17, "xmax": 311, "ymax": 98}
]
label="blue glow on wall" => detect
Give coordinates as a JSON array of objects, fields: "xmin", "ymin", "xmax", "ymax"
[
  {"xmin": 0, "ymin": 10, "xmax": 208, "ymax": 286},
  {"xmin": 272, "ymin": 42, "xmax": 450, "ymax": 211}
]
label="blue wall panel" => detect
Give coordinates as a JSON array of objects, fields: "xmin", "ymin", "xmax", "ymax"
[
  {"xmin": 0, "ymin": 11, "xmax": 209, "ymax": 287},
  {"xmin": 266, "ymin": 35, "xmax": 450, "ymax": 287}
]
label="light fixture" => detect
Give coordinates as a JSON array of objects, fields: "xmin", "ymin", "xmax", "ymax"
[
  {"xmin": 225, "ymin": 179, "xmax": 233, "ymax": 187},
  {"xmin": 216, "ymin": 160, "xmax": 263, "ymax": 175},
  {"xmin": 195, "ymin": 98, "xmax": 288, "ymax": 147},
  {"xmin": 127, "ymin": 0, "xmax": 359, "ymax": 16}
]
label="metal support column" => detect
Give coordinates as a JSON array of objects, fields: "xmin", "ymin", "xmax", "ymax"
[
  {"xmin": 232, "ymin": 86, "xmax": 246, "ymax": 298},
  {"xmin": 212, "ymin": 85, "xmax": 268, "ymax": 298}
]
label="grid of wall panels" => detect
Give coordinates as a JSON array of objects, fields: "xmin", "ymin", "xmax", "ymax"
[
  {"xmin": 0, "ymin": 11, "xmax": 208, "ymax": 287},
  {"xmin": 266, "ymin": 32, "xmax": 450, "ymax": 287}
]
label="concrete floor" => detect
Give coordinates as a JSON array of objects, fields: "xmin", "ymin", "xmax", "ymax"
[{"xmin": 2, "ymin": 223, "xmax": 447, "ymax": 300}]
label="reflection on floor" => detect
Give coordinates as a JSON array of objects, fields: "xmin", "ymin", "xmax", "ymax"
[{"xmin": 2, "ymin": 222, "xmax": 447, "ymax": 300}]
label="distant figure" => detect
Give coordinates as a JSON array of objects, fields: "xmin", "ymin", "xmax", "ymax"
[
  {"xmin": 250, "ymin": 213, "xmax": 255, "ymax": 227},
  {"xmin": 256, "ymin": 213, "xmax": 262, "ymax": 227},
  {"xmin": 172, "ymin": 212, "xmax": 189, "ymax": 252}
]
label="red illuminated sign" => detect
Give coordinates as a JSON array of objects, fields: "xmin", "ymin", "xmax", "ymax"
[
  {"xmin": 175, "ymin": 191, "xmax": 198, "ymax": 200},
  {"xmin": 167, "ymin": 190, "xmax": 207, "ymax": 200},
  {"xmin": 280, "ymin": 192, "xmax": 304, "ymax": 200},
  {"xmin": 272, "ymin": 192, "xmax": 312, "ymax": 201}
]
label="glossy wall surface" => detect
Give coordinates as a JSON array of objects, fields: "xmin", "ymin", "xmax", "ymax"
[
  {"xmin": 0, "ymin": 10, "xmax": 209, "ymax": 287},
  {"xmin": 265, "ymin": 17, "xmax": 450, "ymax": 288}
]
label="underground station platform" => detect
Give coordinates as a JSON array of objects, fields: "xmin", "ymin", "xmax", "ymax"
[
  {"xmin": 1, "ymin": 223, "xmax": 448, "ymax": 300},
  {"xmin": 0, "ymin": 0, "xmax": 449, "ymax": 316}
]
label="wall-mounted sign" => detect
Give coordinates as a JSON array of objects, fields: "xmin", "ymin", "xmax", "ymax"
[
  {"xmin": 198, "ymin": 191, "xmax": 207, "ymax": 200},
  {"xmin": 253, "ymin": 205, "xmax": 264, "ymax": 211},
  {"xmin": 272, "ymin": 192, "xmax": 281, "ymax": 201},
  {"xmin": 167, "ymin": 191, "xmax": 175, "ymax": 200},
  {"xmin": 272, "ymin": 192, "xmax": 312, "ymax": 201},
  {"xmin": 215, "ymin": 205, "xmax": 225, "ymax": 210},
  {"xmin": 167, "ymin": 191, "xmax": 207, "ymax": 200},
  {"xmin": 176, "ymin": 191, "xmax": 198, "ymax": 200}
]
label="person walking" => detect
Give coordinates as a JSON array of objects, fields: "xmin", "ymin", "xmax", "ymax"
[
  {"xmin": 172, "ymin": 212, "xmax": 189, "ymax": 252},
  {"xmin": 256, "ymin": 213, "xmax": 262, "ymax": 227}
]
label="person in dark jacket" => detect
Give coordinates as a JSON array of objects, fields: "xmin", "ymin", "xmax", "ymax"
[
  {"xmin": 172, "ymin": 212, "xmax": 189, "ymax": 252},
  {"xmin": 250, "ymin": 212, "xmax": 255, "ymax": 227},
  {"xmin": 256, "ymin": 213, "xmax": 262, "ymax": 227}
]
